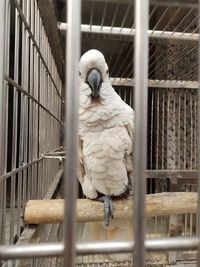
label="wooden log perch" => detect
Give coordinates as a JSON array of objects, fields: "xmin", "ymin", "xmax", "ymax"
[{"xmin": 24, "ymin": 192, "xmax": 198, "ymax": 225}]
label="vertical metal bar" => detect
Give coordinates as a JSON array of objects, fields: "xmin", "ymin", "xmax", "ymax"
[
  {"xmin": 20, "ymin": 99, "xmax": 25, "ymax": 208},
  {"xmin": 16, "ymin": 6, "xmax": 23, "ymax": 237},
  {"xmin": 161, "ymin": 91, "xmax": 165, "ymax": 170},
  {"xmin": 0, "ymin": 0, "xmax": 5, "ymax": 172},
  {"xmin": 197, "ymin": 1, "xmax": 200, "ymax": 265},
  {"xmin": 25, "ymin": 0, "xmax": 30, "ymax": 202},
  {"xmin": 194, "ymin": 94, "xmax": 197, "ymax": 169},
  {"xmin": 32, "ymin": 0, "xmax": 36, "ymax": 199},
  {"xmin": 150, "ymin": 89, "xmax": 155, "ymax": 171},
  {"xmin": 36, "ymin": 3, "xmax": 42, "ymax": 198},
  {"xmin": 10, "ymin": 4, "xmax": 20, "ymax": 243},
  {"xmin": 89, "ymin": 0, "xmax": 94, "ymax": 30},
  {"xmin": 10, "ymin": 175, "xmax": 16, "ymax": 244},
  {"xmin": 0, "ymin": 0, "xmax": 10, "ymax": 245},
  {"xmin": 156, "ymin": 90, "xmax": 160, "ymax": 169},
  {"xmin": 30, "ymin": 19, "xmax": 34, "ymax": 199},
  {"xmin": 190, "ymin": 213, "xmax": 193, "ymax": 236},
  {"xmin": 2, "ymin": 181, "xmax": 7, "ymax": 244},
  {"xmin": 22, "ymin": 0, "xmax": 28, "ymax": 207},
  {"xmin": 185, "ymin": 213, "xmax": 188, "ymax": 236},
  {"xmin": 184, "ymin": 92, "xmax": 187, "ymax": 169},
  {"xmin": 133, "ymin": 0, "xmax": 149, "ymax": 266},
  {"xmin": 178, "ymin": 91, "xmax": 181, "ymax": 169},
  {"xmin": 64, "ymin": 0, "xmax": 80, "ymax": 266},
  {"xmin": 190, "ymin": 93, "xmax": 193, "ymax": 169},
  {"xmin": 0, "ymin": 0, "xmax": 6, "ymax": 245}
]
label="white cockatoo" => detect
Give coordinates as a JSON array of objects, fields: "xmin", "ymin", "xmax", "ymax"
[{"xmin": 78, "ymin": 49, "xmax": 134, "ymax": 260}]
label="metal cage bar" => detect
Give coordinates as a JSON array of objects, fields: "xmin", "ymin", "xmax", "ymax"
[
  {"xmin": 81, "ymin": 0, "xmax": 198, "ymax": 8},
  {"xmin": 0, "ymin": 237, "xmax": 199, "ymax": 260},
  {"xmin": 64, "ymin": 0, "xmax": 80, "ymax": 266},
  {"xmin": 0, "ymin": 0, "xmax": 6, "ymax": 247},
  {"xmin": 133, "ymin": 0, "xmax": 149, "ymax": 266},
  {"xmin": 58, "ymin": 23, "xmax": 199, "ymax": 43},
  {"xmin": 197, "ymin": 2, "xmax": 200, "ymax": 267}
]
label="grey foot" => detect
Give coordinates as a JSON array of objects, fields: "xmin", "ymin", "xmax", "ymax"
[
  {"xmin": 124, "ymin": 184, "xmax": 133, "ymax": 196},
  {"xmin": 98, "ymin": 195, "xmax": 113, "ymax": 227}
]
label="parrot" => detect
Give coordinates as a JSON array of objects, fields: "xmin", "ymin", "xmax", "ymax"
[{"xmin": 77, "ymin": 49, "xmax": 134, "ymax": 261}]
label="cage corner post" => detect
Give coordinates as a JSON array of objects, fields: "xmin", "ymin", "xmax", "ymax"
[
  {"xmin": 0, "ymin": 0, "xmax": 6, "ymax": 172},
  {"xmin": 0, "ymin": 0, "xmax": 6, "ymax": 246}
]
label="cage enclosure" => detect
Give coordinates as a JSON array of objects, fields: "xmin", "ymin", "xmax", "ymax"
[{"xmin": 0, "ymin": 0, "xmax": 200, "ymax": 267}]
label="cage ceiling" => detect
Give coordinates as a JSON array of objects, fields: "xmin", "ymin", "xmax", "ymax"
[{"xmin": 55, "ymin": 0, "xmax": 199, "ymax": 87}]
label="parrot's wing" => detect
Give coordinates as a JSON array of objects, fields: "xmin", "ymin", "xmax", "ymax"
[
  {"xmin": 127, "ymin": 109, "xmax": 134, "ymax": 140},
  {"xmin": 124, "ymin": 104, "xmax": 135, "ymax": 186},
  {"xmin": 77, "ymin": 136, "xmax": 98, "ymax": 199}
]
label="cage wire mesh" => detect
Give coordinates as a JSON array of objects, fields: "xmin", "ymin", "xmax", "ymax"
[{"xmin": 0, "ymin": 0, "xmax": 200, "ymax": 266}]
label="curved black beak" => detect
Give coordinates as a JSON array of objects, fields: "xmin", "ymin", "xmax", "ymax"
[{"xmin": 86, "ymin": 68, "xmax": 102, "ymax": 97}]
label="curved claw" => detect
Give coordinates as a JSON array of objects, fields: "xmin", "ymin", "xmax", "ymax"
[{"xmin": 98, "ymin": 195, "xmax": 113, "ymax": 226}]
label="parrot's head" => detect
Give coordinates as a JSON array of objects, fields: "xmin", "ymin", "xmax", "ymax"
[{"xmin": 79, "ymin": 49, "xmax": 109, "ymax": 98}]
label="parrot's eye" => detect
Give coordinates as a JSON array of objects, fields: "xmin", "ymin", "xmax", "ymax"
[
  {"xmin": 106, "ymin": 69, "xmax": 109, "ymax": 75},
  {"xmin": 79, "ymin": 71, "xmax": 81, "ymax": 76}
]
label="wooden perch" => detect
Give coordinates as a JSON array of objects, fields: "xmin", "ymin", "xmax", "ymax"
[{"xmin": 24, "ymin": 192, "xmax": 198, "ymax": 225}]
